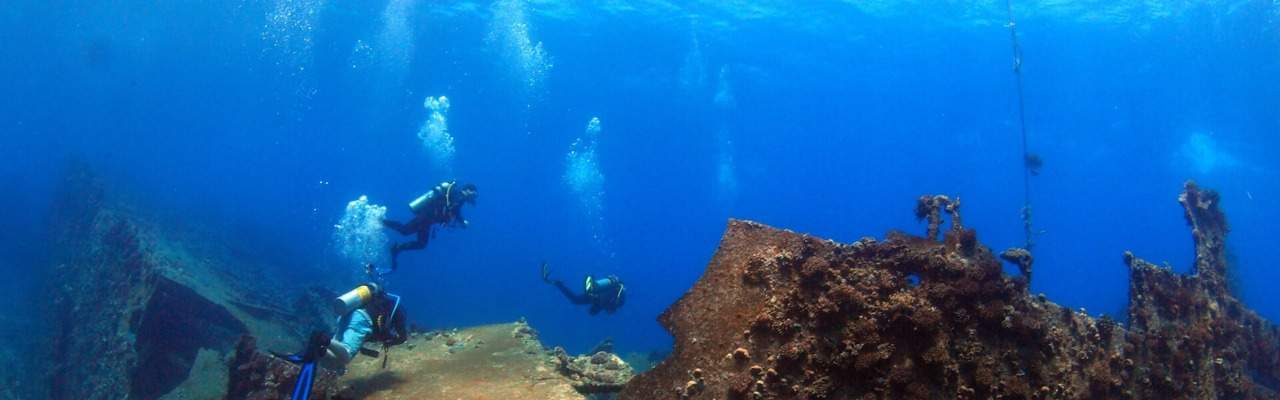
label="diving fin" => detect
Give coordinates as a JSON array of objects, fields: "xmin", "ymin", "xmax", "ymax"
[
  {"xmin": 270, "ymin": 331, "xmax": 330, "ymax": 400},
  {"xmin": 290, "ymin": 361, "xmax": 317, "ymax": 400},
  {"xmin": 269, "ymin": 350, "xmax": 306, "ymax": 364},
  {"xmin": 267, "ymin": 351, "xmax": 317, "ymax": 400}
]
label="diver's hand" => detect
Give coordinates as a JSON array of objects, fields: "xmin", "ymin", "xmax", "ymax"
[{"xmin": 304, "ymin": 331, "xmax": 332, "ymax": 361}]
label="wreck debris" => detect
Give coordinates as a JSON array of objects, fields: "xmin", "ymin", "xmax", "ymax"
[
  {"xmin": 1123, "ymin": 182, "xmax": 1280, "ymax": 398},
  {"xmin": 914, "ymin": 194, "xmax": 956, "ymax": 240},
  {"xmin": 622, "ymin": 182, "xmax": 1280, "ymax": 399},
  {"xmin": 553, "ymin": 346, "xmax": 636, "ymax": 394},
  {"xmin": 1179, "ymin": 182, "xmax": 1230, "ymax": 296},
  {"xmin": 1000, "ymin": 247, "xmax": 1034, "ymax": 283},
  {"xmin": 47, "ymin": 163, "xmax": 275, "ymax": 400},
  {"xmin": 45, "ymin": 164, "xmax": 332, "ymax": 399}
]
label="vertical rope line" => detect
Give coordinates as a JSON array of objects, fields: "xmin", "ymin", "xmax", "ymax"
[{"xmin": 1006, "ymin": 0, "xmax": 1034, "ymax": 250}]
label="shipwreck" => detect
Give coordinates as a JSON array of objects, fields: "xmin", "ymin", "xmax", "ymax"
[{"xmin": 622, "ymin": 182, "xmax": 1279, "ymax": 399}]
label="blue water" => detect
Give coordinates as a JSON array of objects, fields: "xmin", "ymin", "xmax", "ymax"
[{"xmin": 2, "ymin": 0, "xmax": 1278, "ymax": 360}]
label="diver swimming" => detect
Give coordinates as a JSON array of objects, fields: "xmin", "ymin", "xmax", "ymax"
[
  {"xmin": 541, "ymin": 262, "xmax": 627, "ymax": 315},
  {"xmin": 274, "ymin": 278, "xmax": 409, "ymax": 399},
  {"xmin": 381, "ymin": 180, "xmax": 478, "ymax": 272}
]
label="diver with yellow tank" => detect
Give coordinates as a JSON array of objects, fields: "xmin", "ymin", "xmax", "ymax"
[
  {"xmin": 274, "ymin": 274, "xmax": 408, "ymax": 399},
  {"xmin": 381, "ymin": 180, "xmax": 478, "ymax": 273}
]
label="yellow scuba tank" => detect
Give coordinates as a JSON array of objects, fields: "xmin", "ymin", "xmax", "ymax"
[{"xmin": 333, "ymin": 283, "xmax": 380, "ymax": 315}]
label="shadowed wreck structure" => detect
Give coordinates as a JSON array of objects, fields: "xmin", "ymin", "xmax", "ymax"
[
  {"xmin": 621, "ymin": 182, "xmax": 1279, "ymax": 399},
  {"xmin": 46, "ymin": 162, "xmax": 311, "ymax": 399},
  {"xmin": 43, "ymin": 164, "xmax": 636, "ymax": 400}
]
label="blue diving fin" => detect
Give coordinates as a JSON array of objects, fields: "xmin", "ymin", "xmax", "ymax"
[
  {"xmin": 272, "ymin": 331, "xmax": 330, "ymax": 400},
  {"xmin": 290, "ymin": 361, "xmax": 317, "ymax": 400}
]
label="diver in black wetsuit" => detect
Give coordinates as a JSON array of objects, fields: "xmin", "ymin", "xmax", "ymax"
[
  {"xmin": 541, "ymin": 262, "xmax": 626, "ymax": 315},
  {"xmin": 382, "ymin": 181, "xmax": 477, "ymax": 272}
]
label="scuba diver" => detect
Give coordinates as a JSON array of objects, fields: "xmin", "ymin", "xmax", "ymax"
[
  {"xmin": 274, "ymin": 275, "xmax": 408, "ymax": 399},
  {"xmin": 381, "ymin": 181, "xmax": 478, "ymax": 273},
  {"xmin": 541, "ymin": 262, "xmax": 626, "ymax": 315}
]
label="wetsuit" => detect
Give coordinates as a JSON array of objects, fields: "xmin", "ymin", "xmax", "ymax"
[
  {"xmin": 553, "ymin": 276, "xmax": 626, "ymax": 315},
  {"xmin": 279, "ymin": 290, "xmax": 408, "ymax": 400},
  {"xmin": 383, "ymin": 182, "xmax": 467, "ymax": 271},
  {"xmin": 321, "ymin": 293, "xmax": 408, "ymax": 370}
]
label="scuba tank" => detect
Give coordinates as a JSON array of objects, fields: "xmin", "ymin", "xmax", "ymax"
[
  {"xmin": 333, "ymin": 283, "xmax": 380, "ymax": 315},
  {"xmin": 408, "ymin": 191, "xmax": 434, "ymax": 214},
  {"xmin": 584, "ymin": 275, "xmax": 624, "ymax": 305},
  {"xmin": 408, "ymin": 181, "xmax": 456, "ymax": 215},
  {"xmin": 586, "ymin": 276, "xmax": 618, "ymax": 293}
]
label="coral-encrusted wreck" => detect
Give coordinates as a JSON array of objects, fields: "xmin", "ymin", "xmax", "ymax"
[
  {"xmin": 46, "ymin": 163, "xmax": 314, "ymax": 399},
  {"xmin": 622, "ymin": 182, "xmax": 1279, "ymax": 399}
]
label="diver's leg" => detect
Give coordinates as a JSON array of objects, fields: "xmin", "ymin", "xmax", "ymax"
[
  {"xmin": 553, "ymin": 281, "xmax": 591, "ymax": 305},
  {"xmin": 382, "ymin": 218, "xmax": 416, "ymax": 235},
  {"xmin": 318, "ymin": 339, "xmax": 353, "ymax": 370},
  {"xmin": 396, "ymin": 230, "xmax": 429, "ymax": 251},
  {"xmin": 389, "ymin": 230, "xmax": 430, "ymax": 271},
  {"xmin": 321, "ymin": 309, "xmax": 372, "ymax": 369}
]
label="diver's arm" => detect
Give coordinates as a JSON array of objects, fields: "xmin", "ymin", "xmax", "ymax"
[
  {"xmin": 385, "ymin": 308, "xmax": 409, "ymax": 346},
  {"xmin": 553, "ymin": 280, "xmax": 592, "ymax": 305},
  {"xmin": 452, "ymin": 207, "xmax": 468, "ymax": 227}
]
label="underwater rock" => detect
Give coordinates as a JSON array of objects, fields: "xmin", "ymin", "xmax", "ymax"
[
  {"xmin": 621, "ymin": 182, "xmax": 1280, "ymax": 399},
  {"xmin": 45, "ymin": 163, "xmax": 320, "ymax": 400}
]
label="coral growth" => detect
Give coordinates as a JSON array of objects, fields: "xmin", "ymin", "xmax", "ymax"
[
  {"xmin": 622, "ymin": 182, "xmax": 1280, "ymax": 399},
  {"xmin": 553, "ymin": 347, "xmax": 636, "ymax": 394},
  {"xmin": 914, "ymin": 194, "xmax": 961, "ymax": 241},
  {"xmin": 1122, "ymin": 182, "xmax": 1279, "ymax": 399}
]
